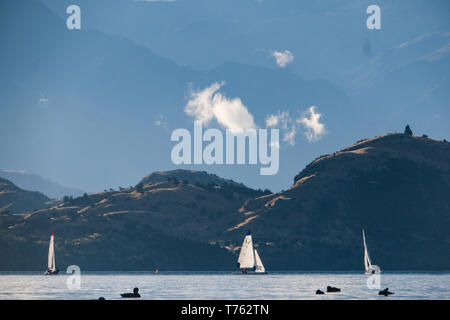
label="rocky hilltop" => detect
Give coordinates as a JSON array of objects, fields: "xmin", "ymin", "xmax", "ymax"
[
  {"xmin": 0, "ymin": 134, "xmax": 449, "ymax": 271},
  {"xmin": 139, "ymin": 170, "xmax": 248, "ymax": 189}
]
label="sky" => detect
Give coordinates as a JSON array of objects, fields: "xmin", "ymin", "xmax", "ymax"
[{"xmin": 0, "ymin": 0, "xmax": 449, "ymax": 193}]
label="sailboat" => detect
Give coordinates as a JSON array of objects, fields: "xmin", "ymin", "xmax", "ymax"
[
  {"xmin": 363, "ymin": 229, "xmax": 380, "ymax": 274},
  {"xmin": 44, "ymin": 232, "xmax": 59, "ymax": 275},
  {"xmin": 236, "ymin": 231, "xmax": 267, "ymax": 274}
]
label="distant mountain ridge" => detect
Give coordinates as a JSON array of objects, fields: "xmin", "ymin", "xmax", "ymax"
[
  {"xmin": 0, "ymin": 177, "xmax": 50, "ymax": 214},
  {"xmin": 0, "ymin": 170, "xmax": 85, "ymax": 199}
]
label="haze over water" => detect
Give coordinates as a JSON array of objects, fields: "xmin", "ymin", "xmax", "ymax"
[{"xmin": 0, "ymin": 272, "xmax": 448, "ymax": 300}]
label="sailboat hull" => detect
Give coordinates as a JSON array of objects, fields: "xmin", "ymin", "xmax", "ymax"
[
  {"xmin": 44, "ymin": 268, "xmax": 59, "ymax": 275},
  {"xmin": 233, "ymin": 270, "xmax": 268, "ymax": 275},
  {"xmin": 365, "ymin": 265, "xmax": 381, "ymax": 275}
]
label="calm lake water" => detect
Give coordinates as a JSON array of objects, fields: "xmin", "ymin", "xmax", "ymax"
[{"xmin": 0, "ymin": 272, "xmax": 448, "ymax": 300}]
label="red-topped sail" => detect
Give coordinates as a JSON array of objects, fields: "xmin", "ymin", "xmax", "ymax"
[{"xmin": 44, "ymin": 232, "xmax": 59, "ymax": 275}]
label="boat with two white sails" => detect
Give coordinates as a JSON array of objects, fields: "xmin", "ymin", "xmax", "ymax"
[{"xmin": 236, "ymin": 231, "xmax": 267, "ymax": 275}]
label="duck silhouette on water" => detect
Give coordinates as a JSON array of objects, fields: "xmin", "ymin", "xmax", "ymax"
[
  {"xmin": 121, "ymin": 287, "xmax": 141, "ymax": 298},
  {"xmin": 378, "ymin": 288, "xmax": 394, "ymax": 296}
]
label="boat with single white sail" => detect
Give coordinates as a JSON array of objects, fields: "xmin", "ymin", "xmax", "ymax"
[
  {"xmin": 363, "ymin": 229, "xmax": 380, "ymax": 274},
  {"xmin": 236, "ymin": 231, "xmax": 267, "ymax": 274},
  {"xmin": 44, "ymin": 232, "xmax": 59, "ymax": 275}
]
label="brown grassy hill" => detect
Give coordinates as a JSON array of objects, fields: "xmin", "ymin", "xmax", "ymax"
[
  {"xmin": 220, "ymin": 134, "xmax": 450, "ymax": 270},
  {"xmin": 140, "ymin": 169, "xmax": 247, "ymax": 188},
  {"xmin": 1, "ymin": 135, "xmax": 449, "ymax": 271},
  {"xmin": 0, "ymin": 172, "xmax": 265, "ymax": 270}
]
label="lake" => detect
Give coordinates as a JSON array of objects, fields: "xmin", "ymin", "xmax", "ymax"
[{"xmin": 0, "ymin": 272, "xmax": 448, "ymax": 300}]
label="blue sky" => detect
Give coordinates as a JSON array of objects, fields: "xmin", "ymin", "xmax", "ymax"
[{"xmin": 0, "ymin": 0, "xmax": 449, "ymax": 193}]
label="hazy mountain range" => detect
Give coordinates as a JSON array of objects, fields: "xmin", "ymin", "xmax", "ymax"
[
  {"xmin": 1, "ymin": 132, "xmax": 448, "ymax": 270},
  {"xmin": 1, "ymin": 0, "xmax": 448, "ymax": 193},
  {"xmin": 0, "ymin": 170, "xmax": 84, "ymax": 199},
  {"xmin": 40, "ymin": 0, "xmax": 450, "ymax": 90},
  {"xmin": 0, "ymin": 176, "xmax": 51, "ymax": 215}
]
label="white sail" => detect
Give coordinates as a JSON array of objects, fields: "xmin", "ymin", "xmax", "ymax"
[
  {"xmin": 253, "ymin": 249, "xmax": 265, "ymax": 273},
  {"xmin": 48, "ymin": 232, "xmax": 56, "ymax": 272},
  {"xmin": 363, "ymin": 229, "xmax": 381, "ymax": 274},
  {"xmin": 237, "ymin": 234, "xmax": 255, "ymax": 269},
  {"xmin": 363, "ymin": 229, "xmax": 372, "ymax": 272}
]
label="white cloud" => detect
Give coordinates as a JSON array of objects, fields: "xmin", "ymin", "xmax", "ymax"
[
  {"xmin": 185, "ymin": 82, "xmax": 257, "ymax": 133},
  {"xmin": 265, "ymin": 111, "xmax": 296, "ymax": 146},
  {"xmin": 266, "ymin": 107, "xmax": 326, "ymax": 145},
  {"xmin": 297, "ymin": 106, "xmax": 325, "ymax": 142},
  {"xmin": 185, "ymin": 82, "xmax": 220, "ymax": 124},
  {"xmin": 272, "ymin": 50, "xmax": 294, "ymax": 68},
  {"xmin": 186, "ymin": 83, "xmax": 325, "ymax": 144},
  {"xmin": 265, "ymin": 114, "xmax": 280, "ymax": 127},
  {"xmin": 283, "ymin": 126, "xmax": 296, "ymax": 145}
]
